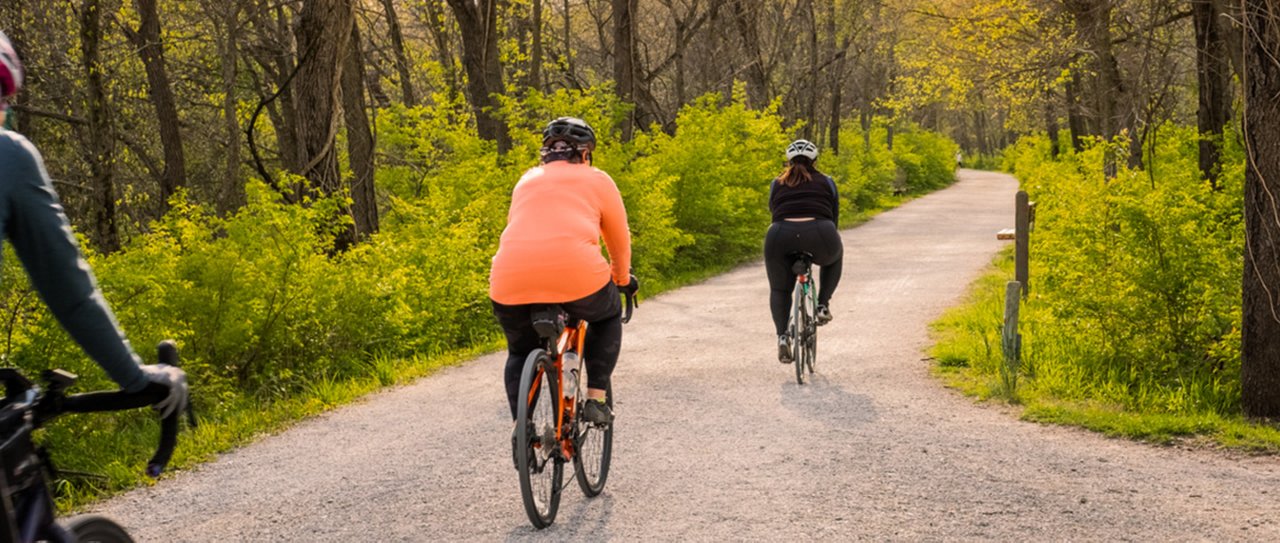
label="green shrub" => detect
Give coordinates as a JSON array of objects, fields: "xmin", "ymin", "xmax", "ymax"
[
  {"xmin": 964, "ymin": 124, "xmax": 1245, "ymax": 415},
  {"xmin": 892, "ymin": 127, "xmax": 960, "ymax": 192},
  {"xmin": 0, "ymin": 85, "xmax": 960, "ymax": 494}
]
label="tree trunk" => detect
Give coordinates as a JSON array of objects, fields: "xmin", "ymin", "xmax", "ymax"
[
  {"xmin": 825, "ymin": 3, "xmax": 848, "ymax": 155},
  {"xmin": 380, "ymin": 0, "xmax": 417, "ymax": 107},
  {"xmin": 1240, "ymin": 0, "xmax": 1280, "ymax": 418},
  {"xmin": 1193, "ymin": 0, "xmax": 1232, "ymax": 189},
  {"xmin": 803, "ymin": 0, "xmax": 818, "ymax": 141},
  {"xmin": 422, "ymin": 0, "xmax": 460, "ymax": 99},
  {"xmin": 219, "ymin": 3, "xmax": 243, "ymax": 213},
  {"xmin": 973, "ymin": 107, "xmax": 988, "ymax": 156},
  {"xmin": 613, "ymin": 0, "xmax": 637, "ymax": 139},
  {"xmin": 446, "ymin": 0, "xmax": 510, "ymax": 152},
  {"xmin": 341, "ymin": 20, "xmax": 379, "ymax": 246},
  {"xmin": 563, "ymin": 0, "xmax": 573, "ymax": 84},
  {"xmin": 293, "ymin": 0, "xmax": 352, "ymax": 197},
  {"xmin": 126, "ymin": 0, "xmax": 186, "ymax": 214},
  {"xmin": 730, "ymin": 0, "xmax": 769, "ymax": 109},
  {"xmin": 272, "ymin": 4, "xmax": 303, "ymax": 175},
  {"xmin": 1066, "ymin": 0, "xmax": 1127, "ymax": 174},
  {"xmin": 672, "ymin": 4, "xmax": 686, "ymax": 108},
  {"xmin": 860, "ymin": 109, "xmax": 871, "ymax": 151},
  {"xmin": 1045, "ymin": 95, "xmax": 1060, "ymax": 159},
  {"xmin": 1065, "ymin": 65, "xmax": 1086, "ymax": 152},
  {"xmin": 531, "ymin": 0, "xmax": 543, "ymax": 91},
  {"xmin": 80, "ymin": 0, "xmax": 120, "ymax": 253},
  {"xmin": 1215, "ymin": 0, "xmax": 1245, "ymax": 82}
]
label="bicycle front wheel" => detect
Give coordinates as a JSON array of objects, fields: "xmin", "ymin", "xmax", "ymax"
[
  {"xmin": 574, "ymin": 383, "xmax": 613, "ymax": 497},
  {"xmin": 63, "ymin": 515, "xmax": 135, "ymax": 543},
  {"xmin": 516, "ymin": 349, "xmax": 563, "ymax": 529},
  {"xmin": 792, "ymin": 281, "xmax": 808, "ymax": 385}
]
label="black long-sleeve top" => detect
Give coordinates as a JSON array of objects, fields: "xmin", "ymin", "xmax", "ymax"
[{"xmin": 768, "ymin": 172, "xmax": 840, "ymax": 224}]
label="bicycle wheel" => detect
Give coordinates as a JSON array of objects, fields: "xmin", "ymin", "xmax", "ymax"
[
  {"xmin": 805, "ymin": 288, "xmax": 818, "ymax": 375},
  {"xmin": 63, "ymin": 515, "xmax": 135, "ymax": 543},
  {"xmin": 574, "ymin": 383, "xmax": 613, "ymax": 497},
  {"xmin": 516, "ymin": 349, "xmax": 563, "ymax": 529},
  {"xmin": 792, "ymin": 280, "xmax": 808, "ymax": 385}
]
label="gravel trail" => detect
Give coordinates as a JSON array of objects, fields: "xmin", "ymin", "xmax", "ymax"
[{"xmin": 92, "ymin": 170, "xmax": 1280, "ymax": 541}]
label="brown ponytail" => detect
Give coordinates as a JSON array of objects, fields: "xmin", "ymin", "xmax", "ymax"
[{"xmin": 777, "ymin": 157, "xmax": 814, "ymax": 187}]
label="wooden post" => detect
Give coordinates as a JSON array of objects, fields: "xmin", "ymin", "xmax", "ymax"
[
  {"xmin": 1002, "ymin": 280, "xmax": 1022, "ymax": 389},
  {"xmin": 1015, "ymin": 191, "xmax": 1030, "ymax": 297}
]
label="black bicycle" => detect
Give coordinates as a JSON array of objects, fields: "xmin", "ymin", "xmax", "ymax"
[
  {"xmin": 787, "ymin": 252, "xmax": 818, "ymax": 384},
  {"xmin": 0, "ymin": 341, "xmax": 194, "ymax": 543},
  {"xmin": 515, "ymin": 289, "xmax": 637, "ymax": 529}
]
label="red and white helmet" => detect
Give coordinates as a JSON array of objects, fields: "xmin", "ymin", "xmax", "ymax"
[{"xmin": 0, "ymin": 31, "xmax": 23, "ymax": 100}]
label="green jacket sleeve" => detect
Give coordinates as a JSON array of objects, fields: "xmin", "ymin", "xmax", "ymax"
[{"xmin": 0, "ymin": 132, "xmax": 147, "ymax": 392}]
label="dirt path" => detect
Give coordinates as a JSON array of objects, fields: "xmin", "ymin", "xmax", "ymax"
[{"xmin": 93, "ymin": 170, "xmax": 1280, "ymax": 540}]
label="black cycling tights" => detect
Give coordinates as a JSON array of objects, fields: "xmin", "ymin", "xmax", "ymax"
[
  {"xmin": 492, "ymin": 282, "xmax": 622, "ymax": 419},
  {"xmin": 764, "ymin": 219, "xmax": 844, "ymax": 336}
]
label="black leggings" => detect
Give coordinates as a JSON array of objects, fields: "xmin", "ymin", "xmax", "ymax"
[
  {"xmin": 764, "ymin": 220, "xmax": 844, "ymax": 336},
  {"xmin": 492, "ymin": 282, "xmax": 622, "ymax": 419}
]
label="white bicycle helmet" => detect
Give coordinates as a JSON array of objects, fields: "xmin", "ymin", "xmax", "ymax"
[{"xmin": 785, "ymin": 139, "xmax": 818, "ymax": 161}]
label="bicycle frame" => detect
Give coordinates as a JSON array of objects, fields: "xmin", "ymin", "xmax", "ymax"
[
  {"xmin": 517, "ymin": 290, "xmax": 634, "ymax": 529},
  {"xmin": 789, "ymin": 255, "xmax": 818, "ymax": 384},
  {"xmin": 549, "ymin": 319, "xmax": 588, "ymax": 461}
]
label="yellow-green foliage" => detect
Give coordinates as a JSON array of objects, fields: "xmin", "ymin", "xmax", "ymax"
[
  {"xmin": 0, "ymin": 86, "xmax": 958, "ymax": 489},
  {"xmin": 938, "ymin": 125, "xmax": 1244, "ymax": 416},
  {"xmin": 824, "ymin": 120, "xmax": 899, "ymax": 220}
]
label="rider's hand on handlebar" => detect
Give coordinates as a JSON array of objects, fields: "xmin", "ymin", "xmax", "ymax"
[
  {"xmin": 139, "ymin": 364, "xmax": 188, "ymax": 418},
  {"xmin": 622, "ymin": 274, "xmax": 639, "ymax": 297}
]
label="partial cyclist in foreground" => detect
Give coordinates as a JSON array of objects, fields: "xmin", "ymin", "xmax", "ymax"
[
  {"xmin": 489, "ymin": 117, "xmax": 637, "ymax": 462},
  {"xmin": 0, "ymin": 30, "xmax": 188, "ymax": 417},
  {"xmin": 765, "ymin": 139, "xmax": 844, "ymax": 363}
]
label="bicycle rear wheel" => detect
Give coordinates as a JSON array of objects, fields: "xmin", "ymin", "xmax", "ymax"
[
  {"xmin": 805, "ymin": 288, "xmax": 818, "ymax": 376},
  {"xmin": 63, "ymin": 515, "xmax": 135, "ymax": 543},
  {"xmin": 574, "ymin": 383, "xmax": 613, "ymax": 497},
  {"xmin": 516, "ymin": 349, "xmax": 563, "ymax": 529},
  {"xmin": 792, "ymin": 280, "xmax": 808, "ymax": 385}
]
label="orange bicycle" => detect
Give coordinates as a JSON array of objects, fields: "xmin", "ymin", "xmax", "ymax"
[{"xmin": 514, "ymin": 290, "xmax": 637, "ymax": 529}]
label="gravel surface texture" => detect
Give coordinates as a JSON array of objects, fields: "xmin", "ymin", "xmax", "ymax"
[{"xmin": 91, "ymin": 170, "xmax": 1280, "ymax": 541}]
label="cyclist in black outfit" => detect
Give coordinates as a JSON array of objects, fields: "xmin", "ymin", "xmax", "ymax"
[{"xmin": 765, "ymin": 139, "xmax": 844, "ymax": 363}]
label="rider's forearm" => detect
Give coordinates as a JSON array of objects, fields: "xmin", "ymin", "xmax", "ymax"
[{"xmin": 5, "ymin": 137, "xmax": 147, "ymax": 392}]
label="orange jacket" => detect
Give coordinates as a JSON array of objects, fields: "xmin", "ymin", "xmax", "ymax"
[{"xmin": 489, "ymin": 161, "xmax": 631, "ymax": 305}]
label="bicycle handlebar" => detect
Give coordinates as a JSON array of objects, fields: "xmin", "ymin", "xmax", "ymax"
[
  {"xmin": 620, "ymin": 272, "xmax": 640, "ymax": 324},
  {"xmin": 29, "ymin": 341, "xmax": 195, "ymax": 478},
  {"xmin": 57, "ymin": 386, "xmax": 179, "ymax": 477}
]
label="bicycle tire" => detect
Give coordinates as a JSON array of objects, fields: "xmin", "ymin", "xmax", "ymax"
[
  {"xmin": 574, "ymin": 383, "xmax": 613, "ymax": 497},
  {"xmin": 516, "ymin": 349, "xmax": 563, "ymax": 529},
  {"xmin": 792, "ymin": 279, "xmax": 808, "ymax": 384},
  {"xmin": 806, "ymin": 287, "xmax": 818, "ymax": 376},
  {"xmin": 63, "ymin": 515, "xmax": 135, "ymax": 543}
]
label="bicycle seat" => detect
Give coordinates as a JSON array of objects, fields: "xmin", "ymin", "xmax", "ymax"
[
  {"xmin": 788, "ymin": 252, "xmax": 814, "ymax": 276},
  {"xmin": 530, "ymin": 305, "xmax": 568, "ymax": 339}
]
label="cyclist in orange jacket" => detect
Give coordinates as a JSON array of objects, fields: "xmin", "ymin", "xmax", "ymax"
[{"xmin": 490, "ymin": 118, "xmax": 636, "ymax": 438}]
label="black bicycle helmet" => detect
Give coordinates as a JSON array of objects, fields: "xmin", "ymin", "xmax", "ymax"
[{"xmin": 542, "ymin": 117, "xmax": 596, "ymax": 150}]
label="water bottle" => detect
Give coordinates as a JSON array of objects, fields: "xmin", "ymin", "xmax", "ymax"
[{"xmin": 562, "ymin": 352, "xmax": 579, "ymax": 398}]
